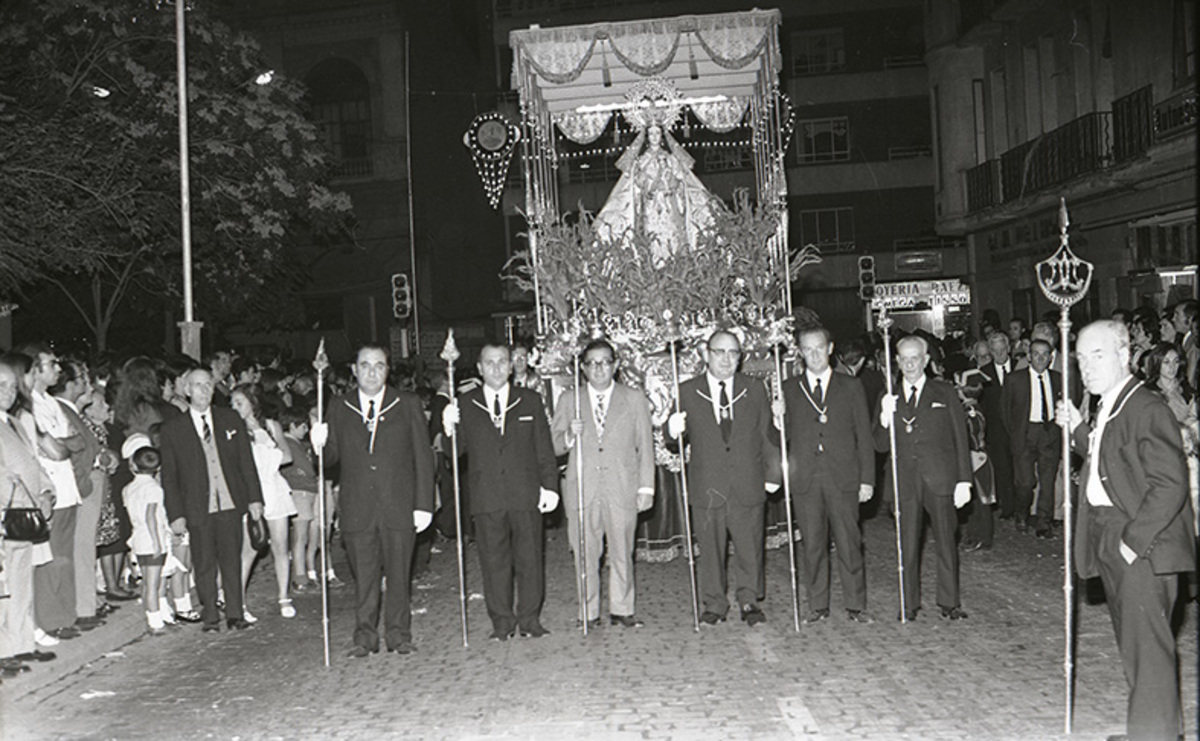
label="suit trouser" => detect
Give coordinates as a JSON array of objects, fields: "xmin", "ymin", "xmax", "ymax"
[
  {"xmin": 1013, "ymin": 423, "xmax": 1061, "ymax": 526},
  {"xmin": 987, "ymin": 429, "xmax": 1015, "ymax": 517},
  {"xmin": 343, "ymin": 521, "xmax": 415, "ymax": 649},
  {"xmin": 0, "ymin": 541, "xmax": 37, "ymax": 657},
  {"xmin": 73, "ymin": 472, "xmax": 105, "ymax": 618},
  {"xmin": 190, "ymin": 509, "xmax": 245, "ymax": 626},
  {"xmin": 1089, "ymin": 506, "xmax": 1183, "ymax": 741},
  {"xmin": 898, "ymin": 479, "xmax": 959, "ymax": 610},
  {"xmin": 34, "ymin": 505, "xmax": 77, "ymax": 631},
  {"xmin": 695, "ymin": 501, "xmax": 764, "ymax": 616},
  {"xmin": 473, "ymin": 510, "xmax": 544, "ymax": 633},
  {"xmin": 796, "ymin": 472, "xmax": 865, "ymax": 612},
  {"xmin": 566, "ymin": 495, "xmax": 638, "ymax": 620}
]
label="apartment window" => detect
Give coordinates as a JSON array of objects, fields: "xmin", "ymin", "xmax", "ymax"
[
  {"xmin": 799, "ymin": 207, "xmax": 855, "ymax": 253},
  {"xmin": 791, "ymin": 29, "xmax": 846, "ymax": 75},
  {"xmin": 797, "ymin": 117, "xmax": 850, "ymax": 163},
  {"xmin": 989, "ymin": 66, "xmax": 1010, "ymax": 154},
  {"xmin": 972, "ymin": 80, "xmax": 987, "ymax": 164},
  {"xmin": 1023, "ymin": 44, "xmax": 1043, "ymax": 136},
  {"xmin": 306, "ymin": 59, "xmax": 373, "ymax": 177},
  {"xmin": 1175, "ymin": 0, "xmax": 1197, "ymax": 84}
]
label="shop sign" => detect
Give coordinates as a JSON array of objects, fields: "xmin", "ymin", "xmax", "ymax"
[{"xmin": 871, "ymin": 278, "xmax": 971, "ymax": 309}]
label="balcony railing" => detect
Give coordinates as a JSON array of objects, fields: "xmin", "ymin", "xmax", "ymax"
[
  {"xmin": 965, "ymin": 158, "xmax": 1000, "ymax": 212},
  {"xmin": 999, "ymin": 111, "xmax": 1112, "ymax": 203},
  {"xmin": 1153, "ymin": 86, "xmax": 1198, "ymax": 140},
  {"xmin": 1113, "ymin": 85, "xmax": 1154, "ymax": 162}
]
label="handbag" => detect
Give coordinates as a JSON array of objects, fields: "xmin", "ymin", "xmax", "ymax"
[
  {"xmin": 246, "ymin": 515, "xmax": 269, "ymax": 552},
  {"xmin": 3, "ymin": 478, "xmax": 51, "ymax": 544}
]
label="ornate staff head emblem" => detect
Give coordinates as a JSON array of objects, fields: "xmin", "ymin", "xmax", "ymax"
[
  {"xmin": 440, "ymin": 330, "xmax": 460, "ymax": 365},
  {"xmin": 1036, "ymin": 198, "xmax": 1092, "ymax": 308}
]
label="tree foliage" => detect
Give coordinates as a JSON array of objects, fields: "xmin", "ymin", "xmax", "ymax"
[{"xmin": 0, "ymin": 0, "xmax": 354, "ymax": 350}]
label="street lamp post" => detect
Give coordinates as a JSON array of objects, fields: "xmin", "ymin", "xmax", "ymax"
[{"xmin": 176, "ymin": 0, "xmax": 202, "ymax": 360}]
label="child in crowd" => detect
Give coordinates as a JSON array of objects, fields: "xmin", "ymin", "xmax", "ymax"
[
  {"xmin": 121, "ymin": 437, "xmax": 176, "ymax": 634},
  {"xmin": 280, "ymin": 405, "xmax": 319, "ymax": 592}
]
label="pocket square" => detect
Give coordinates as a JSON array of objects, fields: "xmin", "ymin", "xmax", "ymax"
[
  {"xmin": 518, "ymin": 415, "xmax": 534, "ymax": 422},
  {"xmin": 931, "ymin": 402, "xmax": 946, "ymax": 409}
]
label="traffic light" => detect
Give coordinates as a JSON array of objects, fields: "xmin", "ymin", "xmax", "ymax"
[
  {"xmin": 857, "ymin": 255, "xmax": 876, "ymax": 300},
  {"xmin": 391, "ymin": 273, "xmax": 411, "ymax": 319}
]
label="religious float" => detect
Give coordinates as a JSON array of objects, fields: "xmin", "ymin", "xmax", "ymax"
[{"xmin": 504, "ymin": 9, "xmax": 819, "ymax": 560}]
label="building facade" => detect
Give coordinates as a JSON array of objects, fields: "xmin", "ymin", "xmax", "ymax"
[{"xmin": 927, "ymin": 0, "xmax": 1197, "ymax": 329}]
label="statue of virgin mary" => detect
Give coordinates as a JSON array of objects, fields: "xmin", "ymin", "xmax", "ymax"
[{"xmin": 593, "ymin": 121, "xmax": 724, "ymax": 266}]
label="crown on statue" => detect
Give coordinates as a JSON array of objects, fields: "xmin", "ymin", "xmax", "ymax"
[
  {"xmin": 622, "ymin": 77, "xmax": 682, "ymax": 132},
  {"xmin": 1036, "ymin": 198, "xmax": 1093, "ymax": 308}
]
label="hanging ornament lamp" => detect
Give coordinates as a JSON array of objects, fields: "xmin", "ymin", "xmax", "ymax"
[{"xmin": 463, "ymin": 111, "xmax": 521, "ymax": 209}]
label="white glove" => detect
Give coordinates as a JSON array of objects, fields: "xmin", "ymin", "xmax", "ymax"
[
  {"xmin": 667, "ymin": 411, "xmax": 687, "ymax": 439},
  {"xmin": 636, "ymin": 488, "xmax": 654, "ymax": 513},
  {"xmin": 879, "ymin": 394, "xmax": 898, "ymax": 428},
  {"xmin": 413, "ymin": 510, "xmax": 432, "ymax": 533},
  {"xmin": 309, "ymin": 422, "xmax": 328, "ymax": 450},
  {"xmin": 765, "ymin": 482, "xmax": 780, "ymax": 494},
  {"xmin": 537, "ymin": 487, "xmax": 559, "ymax": 513},
  {"xmin": 858, "ymin": 484, "xmax": 874, "ymax": 504},
  {"xmin": 442, "ymin": 402, "xmax": 460, "ymax": 437},
  {"xmin": 771, "ymin": 399, "xmax": 785, "ymax": 430},
  {"xmin": 953, "ymin": 482, "xmax": 971, "ymax": 509}
]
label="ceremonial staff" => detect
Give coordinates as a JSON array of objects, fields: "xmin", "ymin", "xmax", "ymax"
[
  {"xmin": 667, "ymin": 335, "xmax": 701, "ymax": 632},
  {"xmin": 771, "ymin": 344, "xmax": 801, "ymax": 633},
  {"xmin": 440, "ymin": 330, "xmax": 470, "ymax": 648},
  {"xmin": 311, "ymin": 339, "xmax": 331, "ymax": 667},
  {"xmin": 1036, "ymin": 198, "xmax": 1092, "ymax": 735},
  {"xmin": 571, "ymin": 347, "xmax": 590, "ymax": 636},
  {"xmin": 877, "ymin": 309, "xmax": 908, "ymax": 624}
]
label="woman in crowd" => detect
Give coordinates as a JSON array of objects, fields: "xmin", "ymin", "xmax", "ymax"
[
  {"xmin": 230, "ymin": 383, "xmax": 297, "ymax": 619},
  {"xmin": 1143, "ymin": 340, "xmax": 1199, "ymax": 530}
]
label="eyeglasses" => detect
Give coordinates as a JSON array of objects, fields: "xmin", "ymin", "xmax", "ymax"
[
  {"xmin": 707, "ymin": 348, "xmax": 741, "ymax": 358},
  {"xmin": 583, "ymin": 359, "xmax": 613, "ymax": 368}
]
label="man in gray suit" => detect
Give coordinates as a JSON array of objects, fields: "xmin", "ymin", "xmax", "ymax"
[{"xmin": 552, "ymin": 339, "xmax": 655, "ymax": 628}]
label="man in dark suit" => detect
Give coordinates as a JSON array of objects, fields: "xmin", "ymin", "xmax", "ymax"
[
  {"xmin": 875, "ymin": 335, "xmax": 972, "ymax": 621},
  {"xmin": 444, "ymin": 343, "xmax": 559, "ymax": 641},
  {"xmin": 979, "ymin": 332, "xmax": 1019, "ymax": 525},
  {"xmin": 551, "ymin": 339, "xmax": 655, "ymax": 628},
  {"xmin": 1060, "ymin": 320, "xmax": 1194, "ymax": 741},
  {"xmin": 1001, "ymin": 338, "xmax": 1063, "ymax": 538},
  {"xmin": 311, "ymin": 345, "xmax": 434, "ymax": 658},
  {"xmin": 784, "ymin": 327, "xmax": 875, "ymax": 624},
  {"xmin": 667, "ymin": 330, "xmax": 780, "ymax": 627},
  {"xmin": 161, "ymin": 369, "xmax": 264, "ymax": 632}
]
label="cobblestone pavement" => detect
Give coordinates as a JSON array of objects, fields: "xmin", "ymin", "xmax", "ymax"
[{"xmin": 2, "ymin": 511, "xmax": 1195, "ymax": 741}]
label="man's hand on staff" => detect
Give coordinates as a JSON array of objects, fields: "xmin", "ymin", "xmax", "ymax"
[
  {"xmin": 667, "ymin": 411, "xmax": 687, "ymax": 439},
  {"xmin": 878, "ymin": 394, "xmax": 898, "ymax": 428},
  {"xmin": 567, "ymin": 418, "xmax": 584, "ymax": 447},
  {"xmin": 310, "ymin": 422, "xmax": 328, "ymax": 450},
  {"xmin": 442, "ymin": 402, "xmax": 460, "ymax": 437},
  {"xmin": 1055, "ymin": 399, "xmax": 1082, "ymax": 433}
]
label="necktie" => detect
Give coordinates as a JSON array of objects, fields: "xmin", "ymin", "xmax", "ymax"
[
  {"xmin": 365, "ymin": 400, "xmax": 375, "ymax": 427},
  {"xmin": 594, "ymin": 394, "xmax": 607, "ymax": 439},
  {"xmin": 813, "ymin": 378, "xmax": 824, "ymax": 406},
  {"xmin": 907, "ymin": 385, "xmax": 918, "ymax": 407},
  {"xmin": 1040, "ymin": 375, "xmax": 1053, "ymax": 422},
  {"xmin": 719, "ymin": 381, "xmax": 733, "ymax": 441},
  {"xmin": 996, "ymin": 363, "xmax": 1006, "ymax": 385},
  {"xmin": 202, "ymin": 416, "xmax": 212, "ymax": 443},
  {"xmin": 492, "ymin": 394, "xmax": 503, "ymax": 430}
]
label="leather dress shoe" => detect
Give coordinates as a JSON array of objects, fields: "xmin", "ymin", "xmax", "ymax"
[
  {"xmin": 939, "ymin": 606, "xmax": 969, "ymax": 620},
  {"xmin": 387, "ymin": 642, "xmax": 416, "ymax": 655},
  {"xmin": 576, "ymin": 617, "xmax": 602, "ymax": 629},
  {"xmin": 488, "ymin": 628, "xmax": 515, "ymax": 642},
  {"xmin": 741, "ymin": 604, "xmax": 766, "ymax": 626},
  {"xmin": 846, "ymin": 609, "xmax": 875, "ymax": 624},
  {"xmin": 50, "ymin": 626, "xmax": 81, "ymax": 640},
  {"xmin": 699, "ymin": 611, "xmax": 726, "ymax": 625},
  {"xmin": 960, "ymin": 538, "xmax": 984, "ymax": 552},
  {"xmin": 75, "ymin": 617, "xmax": 105, "ymax": 631},
  {"xmin": 12, "ymin": 650, "xmax": 56, "ymax": 662},
  {"xmin": 898, "ymin": 608, "xmax": 919, "ymax": 622},
  {"xmin": 609, "ymin": 614, "xmax": 643, "ymax": 628},
  {"xmin": 0, "ymin": 663, "xmax": 30, "ymax": 678},
  {"xmin": 803, "ymin": 609, "xmax": 830, "ymax": 625},
  {"xmin": 347, "ymin": 645, "xmax": 378, "ymax": 658},
  {"xmin": 104, "ymin": 589, "xmax": 138, "ymax": 602},
  {"xmin": 201, "ymin": 623, "xmax": 220, "ymax": 633},
  {"xmin": 226, "ymin": 618, "xmax": 253, "ymax": 631},
  {"xmin": 519, "ymin": 623, "xmax": 550, "ymax": 638}
]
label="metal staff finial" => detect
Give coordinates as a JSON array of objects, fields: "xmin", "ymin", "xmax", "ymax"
[
  {"xmin": 1035, "ymin": 197, "xmax": 1092, "ymax": 735},
  {"xmin": 440, "ymin": 329, "xmax": 461, "ymax": 365}
]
